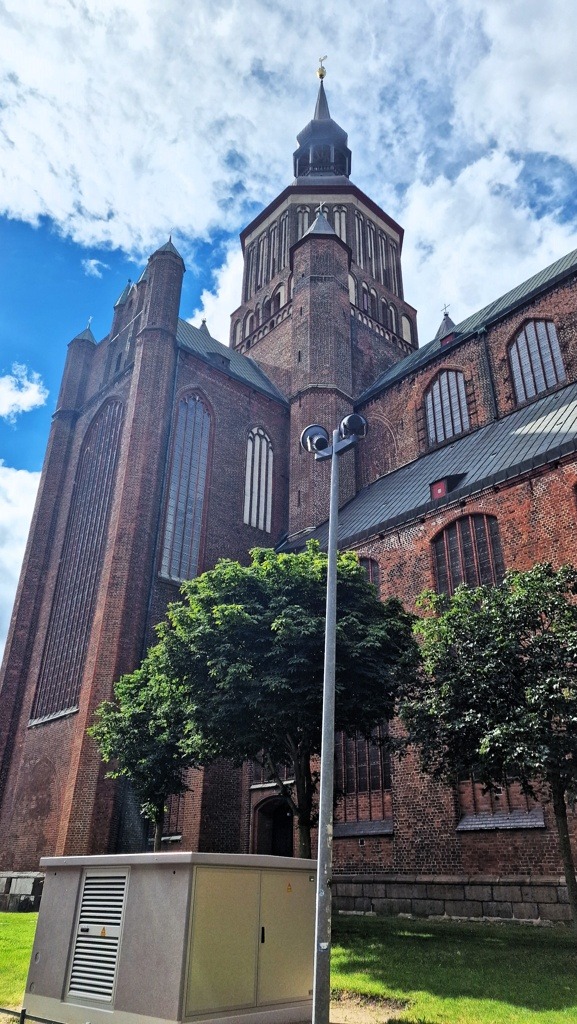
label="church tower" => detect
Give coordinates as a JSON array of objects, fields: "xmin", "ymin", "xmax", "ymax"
[{"xmin": 229, "ymin": 63, "xmax": 418, "ymax": 535}]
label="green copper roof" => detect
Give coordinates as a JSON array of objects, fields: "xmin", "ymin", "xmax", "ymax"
[{"xmin": 176, "ymin": 319, "xmax": 288, "ymax": 406}]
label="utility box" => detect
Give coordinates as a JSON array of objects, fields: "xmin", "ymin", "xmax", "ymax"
[{"xmin": 25, "ymin": 852, "xmax": 317, "ymax": 1024}]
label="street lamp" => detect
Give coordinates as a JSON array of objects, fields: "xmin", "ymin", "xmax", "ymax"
[{"xmin": 300, "ymin": 413, "xmax": 368, "ymax": 1024}]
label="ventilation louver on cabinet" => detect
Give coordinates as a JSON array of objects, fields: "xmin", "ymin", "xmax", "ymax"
[{"xmin": 67, "ymin": 873, "xmax": 127, "ymax": 1003}]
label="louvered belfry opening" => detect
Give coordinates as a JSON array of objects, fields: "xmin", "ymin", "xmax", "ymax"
[{"xmin": 67, "ymin": 872, "xmax": 128, "ymax": 1003}]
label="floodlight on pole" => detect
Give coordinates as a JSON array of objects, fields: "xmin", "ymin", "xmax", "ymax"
[{"xmin": 299, "ymin": 413, "xmax": 368, "ymax": 1024}]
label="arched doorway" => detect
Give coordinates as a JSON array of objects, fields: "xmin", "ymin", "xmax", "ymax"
[{"xmin": 253, "ymin": 797, "xmax": 294, "ymax": 857}]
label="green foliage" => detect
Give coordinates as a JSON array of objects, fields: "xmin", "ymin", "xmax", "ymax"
[
  {"xmin": 404, "ymin": 563, "xmax": 577, "ymax": 796},
  {"xmin": 153, "ymin": 541, "xmax": 418, "ymax": 855},
  {"xmin": 402, "ymin": 562, "xmax": 577, "ymax": 930},
  {"xmin": 89, "ymin": 662, "xmax": 201, "ymax": 840}
]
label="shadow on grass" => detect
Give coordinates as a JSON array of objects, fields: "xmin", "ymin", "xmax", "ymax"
[{"xmin": 331, "ymin": 915, "xmax": 577, "ymax": 1015}]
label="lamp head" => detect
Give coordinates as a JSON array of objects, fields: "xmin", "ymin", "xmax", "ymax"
[
  {"xmin": 300, "ymin": 424, "xmax": 330, "ymax": 454},
  {"xmin": 339, "ymin": 414, "xmax": 368, "ymax": 439}
]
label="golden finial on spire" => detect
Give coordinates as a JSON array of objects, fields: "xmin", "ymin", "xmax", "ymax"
[{"xmin": 317, "ymin": 56, "xmax": 327, "ymax": 79}]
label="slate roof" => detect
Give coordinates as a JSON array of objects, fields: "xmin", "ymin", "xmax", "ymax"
[
  {"xmin": 176, "ymin": 319, "xmax": 288, "ymax": 406},
  {"xmin": 286, "ymin": 380, "xmax": 577, "ymax": 551},
  {"xmin": 359, "ymin": 247, "xmax": 577, "ymax": 404}
]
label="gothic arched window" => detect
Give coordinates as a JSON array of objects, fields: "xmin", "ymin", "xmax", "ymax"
[
  {"xmin": 355, "ymin": 213, "xmax": 365, "ymax": 268},
  {"xmin": 244, "ymin": 427, "xmax": 273, "ymax": 532},
  {"xmin": 297, "ymin": 206, "xmax": 310, "ymax": 239},
  {"xmin": 425, "ymin": 369, "xmax": 470, "ymax": 445},
  {"xmin": 161, "ymin": 394, "xmax": 211, "ymax": 581},
  {"xmin": 401, "ymin": 315, "xmax": 413, "ymax": 345},
  {"xmin": 348, "ymin": 274, "xmax": 358, "ymax": 306},
  {"xmin": 509, "ymin": 320, "xmax": 566, "ymax": 404},
  {"xmin": 333, "ymin": 206, "xmax": 347, "ymax": 242},
  {"xmin": 30, "ymin": 400, "xmax": 124, "ymax": 723},
  {"xmin": 432, "ymin": 514, "xmax": 505, "ymax": 596}
]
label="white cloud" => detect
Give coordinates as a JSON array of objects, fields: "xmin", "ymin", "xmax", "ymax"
[
  {"xmin": 401, "ymin": 150, "xmax": 577, "ymax": 344},
  {"xmin": 188, "ymin": 245, "xmax": 245, "ymax": 345},
  {"xmin": 0, "ymin": 462, "xmax": 40, "ymax": 662},
  {"xmin": 0, "ymin": 364, "xmax": 49, "ymax": 422},
  {"xmin": 82, "ymin": 258, "xmax": 110, "ymax": 278}
]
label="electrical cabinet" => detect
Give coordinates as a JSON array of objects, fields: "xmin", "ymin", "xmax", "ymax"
[{"xmin": 25, "ymin": 852, "xmax": 316, "ymax": 1024}]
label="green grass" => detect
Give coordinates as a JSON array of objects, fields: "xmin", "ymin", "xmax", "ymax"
[
  {"xmin": 0, "ymin": 913, "xmax": 37, "ymax": 1011},
  {"xmin": 332, "ymin": 914, "xmax": 577, "ymax": 1023}
]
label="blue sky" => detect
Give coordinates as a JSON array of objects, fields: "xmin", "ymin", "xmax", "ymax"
[{"xmin": 2, "ymin": 0, "xmax": 577, "ymax": 654}]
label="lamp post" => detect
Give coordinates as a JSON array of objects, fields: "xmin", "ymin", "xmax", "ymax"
[{"xmin": 300, "ymin": 414, "xmax": 368, "ymax": 1024}]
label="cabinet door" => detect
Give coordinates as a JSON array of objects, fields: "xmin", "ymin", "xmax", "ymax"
[
  {"xmin": 257, "ymin": 870, "xmax": 316, "ymax": 1006},
  {"xmin": 186, "ymin": 867, "xmax": 260, "ymax": 1015}
]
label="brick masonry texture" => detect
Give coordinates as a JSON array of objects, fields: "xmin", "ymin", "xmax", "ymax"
[{"xmin": 3, "ymin": 110, "xmax": 577, "ymax": 924}]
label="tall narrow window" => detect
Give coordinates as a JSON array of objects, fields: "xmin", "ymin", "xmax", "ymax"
[
  {"xmin": 389, "ymin": 241, "xmax": 399, "ymax": 294},
  {"xmin": 268, "ymin": 223, "xmax": 278, "ymax": 280},
  {"xmin": 30, "ymin": 401, "xmax": 124, "ymax": 723},
  {"xmin": 355, "ymin": 213, "xmax": 365, "ymax": 268},
  {"xmin": 432, "ymin": 515, "xmax": 505, "ymax": 596},
  {"xmin": 333, "ymin": 206, "xmax": 347, "ymax": 241},
  {"xmin": 244, "ymin": 427, "xmax": 273, "ymax": 532},
  {"xmin": 256, "ymin": 233, "xmax": 267, "ymax": 290},
  {"xmin": 378, "ymin": 233, "xmax": 388, "ymax": 287},
  {"xmin": 244, "ymin": 245, "xmax": 256, "ymax": 301},
  {"xmin": 360, "ymin": 557, "xmax": 381, "ymax": 597},
  {"xmin": 425, "ymin": 369, "xmax": 470, "ymax": 445},
  {"xmin": 366, "ymin": 221, "xmax": 375, "ymax": 269},
  {"xmin": 161, "ymin": 394, "xmax": 211, "ymax": 581},
  {"xmin": 297, "ymin": 206, "xmax": 310, "ymax": 238},
  {"xmin": 509, "ymin": 320, "xmax": 566, "ymax": 404},
  {"xmin": 279, "ymin": 213, "xmax": 289, "ymax": 270},
  {"xmin": 401, "ymin": 315, "xmax": 413, "ymax": 345}
]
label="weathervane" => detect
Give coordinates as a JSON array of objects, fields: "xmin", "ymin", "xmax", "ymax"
[{"xmin": 317, "ymin": 55, "xmax": 327, "ymax": 79}]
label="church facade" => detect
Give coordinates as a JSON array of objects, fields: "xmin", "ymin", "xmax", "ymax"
[{"xmin": 2, "ymin": 73, "xmax": 577, "ymax": 922}]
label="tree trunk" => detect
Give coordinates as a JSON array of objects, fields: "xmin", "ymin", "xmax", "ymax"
[
  {"xmin": 153, "ymin": 803, "xmax": 164, "ymax": 852},
  {"xmin": 292, "ymin": 743, "xmax": 314, "ymax": 859},
  {"xmin": 551, "ymin": 779, "xmax": 577, "ymax": 933}
]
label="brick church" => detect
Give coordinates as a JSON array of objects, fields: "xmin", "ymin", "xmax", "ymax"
[{"xmin": 2, "ymin": 68, "xmax": 577, "ymax": 921}]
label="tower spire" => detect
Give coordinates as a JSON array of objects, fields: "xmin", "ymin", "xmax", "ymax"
[{"xmin": 293, "ymin": 63, "xmax": 352, "ymax": 181}]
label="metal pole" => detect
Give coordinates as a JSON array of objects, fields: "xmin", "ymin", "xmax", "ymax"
[{"xmin": 312, "ymin": 427, "xmax": 340, "ymax": 1024}]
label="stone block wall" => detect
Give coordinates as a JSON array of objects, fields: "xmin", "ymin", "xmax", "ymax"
[
  {"xmin": 0, "ymin": 872, "xmax": 43, "ymax": 911},
  {"xmin": 332, "ymin": 873, "xmax": 572, "ymax": 924}
]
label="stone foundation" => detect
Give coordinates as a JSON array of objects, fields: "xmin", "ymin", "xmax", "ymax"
[
  {"xmin": 0, "ymin": 872, "xmax": 44, "ymax": 911},
  {"xmin": 332, "ymin": 873, "xmax": 572, "ymax": 924}
]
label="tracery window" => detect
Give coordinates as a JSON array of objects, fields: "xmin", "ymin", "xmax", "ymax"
[
  {"xmin": 244, "ymin": 427, "xmax": 273, "ymax": 532},
  {"xmin": 509, "ymin": 320, "xmax": 566, "ymax": 404},
  {"xmin": 30, "ymin": 400, "xmax": 124, "ymax": 723},
  {"xmin": 335, "ymin": 725, "xmax": 391, "ymax": 795},
  {"xmin": 161, "ymin": 394, "xmax": 211, "ymax": 582},
  {"xmin": 432, "ymin": 514, "xmax": 505, "ymax": 596},
  {"xmin": 425, "ymin": 369, "xmax": 470, "ymax": 445}
]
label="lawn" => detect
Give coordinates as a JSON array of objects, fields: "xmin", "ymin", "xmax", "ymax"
[
  {"xmin": 1, "ymin": 911, "xmax": 577, "ymax": 1023},
  {"xmin": 0, "ymin": 913, "xmax": 37, "ymax": 1011},
  {"xmin": 332, "ymin": 914, "xmax": 577, "ymax": 1023}
]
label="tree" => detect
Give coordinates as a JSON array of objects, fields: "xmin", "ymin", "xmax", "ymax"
[
  {"xmin": 155, "ymin": 542, "xmax": 418, "ymax": 857},
  {"xmin": 401, "ymin": 563, "xmax": 577, "ymax": 931},
  {"xmin": 89, "ymin": 663, "xmax": 201, "ymax": 851}
]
